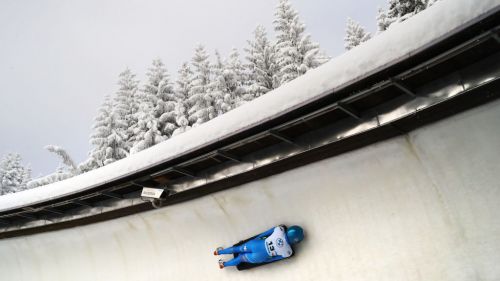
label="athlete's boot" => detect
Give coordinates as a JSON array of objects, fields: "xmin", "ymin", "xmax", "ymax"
[
  {"xmin": 218, "ymin": 259, "xmax": 225, "ymax": 269},
  {"xmin": 214, "ymin": 247, "xmax": 223, "ymax": 255}
]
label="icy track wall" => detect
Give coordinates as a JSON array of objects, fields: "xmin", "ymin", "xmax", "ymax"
[{"xmin": 1, "ymin": 100, "xmax": 500, "ymax": 281}]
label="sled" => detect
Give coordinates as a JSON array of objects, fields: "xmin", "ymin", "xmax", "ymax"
[{"xmin": 233, "ymin": 224, "xmax": 295, "ymax": 271}]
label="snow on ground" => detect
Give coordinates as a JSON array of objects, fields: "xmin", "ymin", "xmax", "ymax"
[{"xmin": 0, "ymin": 0, "xmax": 498, "ymax": 212}]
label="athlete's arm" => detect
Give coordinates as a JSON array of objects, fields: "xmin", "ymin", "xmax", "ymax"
[{"xmin": 256, "ymin": 227, "xmax": 275, "ymax": 239}]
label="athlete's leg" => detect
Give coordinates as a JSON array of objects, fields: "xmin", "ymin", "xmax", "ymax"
[
  {"xmin": 217, "ymin": 244, "xmax": 249, "ymax": 255},
  {"xmin": 241, "ymin": 252, "xmax": 269, "ymax": 264},
  {"xmin": 223, "ymin": 252, "xmax": 268, "ymax": 267},
  {"xmin": 222, "ymin": 255, "xmax": 244, "ymax": 267}
]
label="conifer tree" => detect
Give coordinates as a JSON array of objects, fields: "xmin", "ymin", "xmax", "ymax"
[
  {"xmin": 188, "ymin": 45, "xmax": 214, "ymax": 126},
  {"xmin": 83, "ymin": 94, "xmax": 129, "ymax": 170},
  {"xmin": 173, "ymin": 62, "xmax": 193, "ymax": 136},
  {"xmin": 210, "ymin": 51, "xmax": 233, "ymax": 116},
  {"xmin": 142, "ymin": 59, "xmax": 178, "ymax": 138},
  {"xmin": 102, "ymin": 116, "xmax": 129, "ymax": 163},
  {"xmin": 427, "ymin": 0, "xmax": 439, "ymax": 8},
  {"xmin": 28, "ymin": 145, "xmax": 78, "ymax": 188},
  {"xmin": 245, "ymin": 25, "xmax": 278, "ymax": 98},
  {"xmin": 376, "ymin": 7, "xmax": 391, "ymax": 33},
  {"xmin": 0, "ymin": 153, "xmax": 31, "ymax": 195},
  {"xmin": 130, "ymin": 59, "xmax": 177, "ymax": 154},
  {"xmin": 45, "ymin": 145, "xmax": 78, "ymax": 173},
  {"xmin": 344, "ymin": 18, "xmax": 372, "ymax": 50},
  {"xmin": 130, "ymin": 106, "xmax": 165, "ymax": 154},
  {"xmin": 81, "ymin": 95, "xmax": 112, "ymax": 171},
  {"xmin": 387, "ymin": 0, "xmax": 427, "ymax": 22},
  {"xmin": 273, "ymin": 0, "xmax": 323, "ymax": 86},
  {"xmin": 210, "ymin": 49, "xmax": 248, "ymax": 115},
  {"xmin": 379, "ymin": 0, "xmax": 428, "ymax": 31},
  {"xmin": 224, "ymin": 48, "xmax": 247, "ymax": 107},
  {"xmin": 112, "ymin": 68, "xmax": 139, "ymax": 151}
]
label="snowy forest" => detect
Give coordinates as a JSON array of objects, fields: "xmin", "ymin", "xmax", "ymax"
[{"xmin": 0, "ymin": 0, "xmax": 438, "ymax": 196}]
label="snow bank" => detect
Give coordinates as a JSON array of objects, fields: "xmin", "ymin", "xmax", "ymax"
[{"xmin": 1, "ymin": 0, "xmax": 498, "ymax": 212}]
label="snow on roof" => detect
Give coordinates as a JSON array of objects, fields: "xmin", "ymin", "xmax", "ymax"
[{"xmin": 1, "ymin": 0, "xmax": 499, "ymax": 212}]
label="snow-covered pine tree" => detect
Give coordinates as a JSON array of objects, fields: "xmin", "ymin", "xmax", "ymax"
[
  {"xmin": 344, "ymin": 18, "xmax": 372, "ymax": 51},
  {"xmin": 80, "ymin": 95, "xmax": 112, "ymax": 171},
  {"xmin": 427, "ymin": 0, "xmax": 439, "ymax": 8},
  {"xmin": 188, "ymin": 45, "xmax": 214, "ymax": 126},
  {"xmin": 376, "ymin": 7, "xmax": 391, "ymax": 33},
  {"xmin": 0, "ymin": 153, "xmax": 31, "ymax": 195},
  {"xmin": 27, "ymin": 166, "xmax": 71, "ymax": 189},
  {"xmin": 129, "ymin": 106, "xmax": 165, "ymax": 154},
  {"xmin": 82, "ymin": 94, "xmax": 129, "ymax": 170},
  {"xmin": 131, "ymin": 59, "xmax": 177, "ymax": 154},
  {"xmin": 27, "ymin": 145, "xmax": 78, "ymax": 188},
  {"xmin": 209, "ymin": 50, "xmax": 233, "ymax": 116},
  {"xmin": 45, "ymin": 145, "xmax": 77, "ymax": 172},
  {"xmin": 387, "ymin": 0, "xmax": 427, "ymax": 21},
  {"xmin": 172, "ymin": 62, "xmax": 193, "ymax": 136},
  {"xmin": 383, "ymin": 0, "xmax": 428, "ymax": 28},
  {"xmin": 104, "ymin": 115, "xmax": 131, "ymax": 164},
  {"xmin": 245, "ymin": 25, "xmax": 279, "ymax": 98},
  {"xmin": 80, "ymin": 96, "xmax": 113, "ymax": 171},
  {"xmin": 273, "ymin": 0, "xmax": 323, "ymax": 86},
  {"xmin": 143, "ymin": 59, "xmax": 178, "ymax": 138},
  {"xmin": 112, "ymin": 68, "xmax": 139, "ymax": 151},
  {"xmin": 377, "ymin": 0, "xmax": 428, "ymax": 32},
  {"xmin": 224, "ymin": 48, "xmax": 247, "ymax": 107},
  {"xmin": 210, "ymin": 49, "xmax": 248, "ymax": 115},
  {"xmin": 130, "ymin": 93, "xmax": 166, "ymax": 154}
]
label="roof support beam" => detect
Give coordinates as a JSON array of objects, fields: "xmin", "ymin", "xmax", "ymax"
[
  {"xmin": 43, "ymin": 208, "xmax": 64, "ymax": 215},
  {"xmin": 16, "ymin": 213, "xmax": 37, "ymax": 220},
  {"xmin": 131, "ymin": 181, "xmax": 144, "ymax": 187},
  {"xmin": 72, "ymin": 200, "xmax": 93, "ymax": 208},
  {"xmin": 131, "ymin": 177, "xmax": 163, "ymax": 187},
  {"xmin": 172, "ymin": 167, "xmax": 197, "ymax": 178},
  {"xmin": 216, "ymin": 150, "xmax": 241, "ymax": 163},
  {"xmin": 211, "ymin": 156, "xmax": 223, "ymax": 163},
  {"xmin": 150, "ymin": 169, "xmax": 172, "ymax": 178},
  {"xmin": 101, "ymin": 192, "xmax": 123, "ymax": 199},
  {"xmin": 337, "ymin": 103, "xmax": 362, "ymax": 120},
  {"xmin": 391, "ymin": 78, "xmax": 417, "ymax": 97},
  {"xmin": 269, "ymin": 130, "xmax": 298, "ymax": 146}
]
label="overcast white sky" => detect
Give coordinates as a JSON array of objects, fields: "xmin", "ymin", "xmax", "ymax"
[{"xmin": 0, "ymin": 0, "xmax": 386, "ymax": 176}]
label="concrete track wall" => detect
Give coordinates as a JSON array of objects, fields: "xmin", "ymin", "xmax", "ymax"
[{"xmin": 1, "ymin": 99, "xmax": 499, "ymax": 281}]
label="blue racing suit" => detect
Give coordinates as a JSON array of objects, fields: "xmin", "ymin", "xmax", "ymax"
[{"xmin": 219, "ymin": 226, "xmax": 293, "ymax": 267}]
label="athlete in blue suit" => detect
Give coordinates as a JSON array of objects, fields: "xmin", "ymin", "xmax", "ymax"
[{"xmin": 214, "ymin": 225, "xmax": 304, "ymax": 269}]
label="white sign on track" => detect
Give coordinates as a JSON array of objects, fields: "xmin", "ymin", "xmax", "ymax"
[{"xmin": 141, "ymin": 187, "xmax": 165, "ymax": 199}]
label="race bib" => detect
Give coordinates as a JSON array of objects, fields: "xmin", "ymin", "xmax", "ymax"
[{"xmin": 264, "ymin": 226, "xmax": 293, "ymax": 258}]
